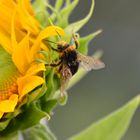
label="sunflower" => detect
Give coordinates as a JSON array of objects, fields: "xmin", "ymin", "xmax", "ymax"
[{"xmin": 0, "ymin": 0, "xmax": 64, "ymax": 119}]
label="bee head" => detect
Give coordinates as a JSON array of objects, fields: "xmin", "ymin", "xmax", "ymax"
[{"xmin": 57, "ymin": 41, "xmax": 69, "ymax": 50}]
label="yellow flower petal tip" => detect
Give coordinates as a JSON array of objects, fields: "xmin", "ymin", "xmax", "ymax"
[
  {"xmin": 0, "ymin": 112, "xmax": 4, "ymax": 119},
  {"xmin": 39, "ymin": 26, "xmax": 65, "ymax": 40},
  {"xmin": 12, "ymin": 33, "xmax": 30, "ymax": 74},
  {"xmin": 26, "ymin": 63, "xmax": 46, "ymax": 75},
  {"xmin": 17, "ymin": 76, "xmax": 45, "ymax": 100},
  {"xmin": 0, "ymin": 94, "xmax": 18, "ymax": 112}
]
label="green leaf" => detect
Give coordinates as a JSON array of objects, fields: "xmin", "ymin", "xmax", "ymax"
[
  {"xmin": 65, "ymin": 0, "xmax": 95, "ymax": 33},
  {"xmin": 69, "ymin": 95, "xmax": 140, "ymax": 140}
]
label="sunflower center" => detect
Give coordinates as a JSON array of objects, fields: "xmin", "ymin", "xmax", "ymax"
[
  {"xmin": 0, "ymin": 47, "xmax": 19, "ymax": 100},
  {"xmin": 0, "ymin": 82, "xmax": 18, "ymax": 100}
]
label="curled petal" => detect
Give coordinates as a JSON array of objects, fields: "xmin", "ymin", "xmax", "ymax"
[
  {"xmin": 22, "ymin": 0, "xmax": 34, "ymax": 15},
  {"xmin": 12, "ymin": 33, "xmax": 30, "ymax": 74},
  {"xmin": 0, "ymin": 112, "xmax": 4, "ymax": 119},
  {"xmin": 26, "ymin": 63, "xmax": 45, "ymax": 76},
  {"xmin": 16, "ymin": 0, "xmax": 39, "ymax": 34},
  {"xmin": 0, "ymin": 0, "xmax": 15, "ymax": 36},
  {"xmin": 30, "ymin": 26, "xmax": 65, "ymax": 61},
  {"xmin": 17, "ymin": 75, "xmax": 45, "ymax": 100},
  {"xmin": 38, "ymin": 26, "xmax": 65, "ymax": 40},
  {"xmin": 0, "ymin": 94, "xmax": 18, "ymax": 112}
]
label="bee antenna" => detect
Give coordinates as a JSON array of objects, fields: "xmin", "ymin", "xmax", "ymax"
[{"xmin": 55, "ymin": 29, "xmax": 61, "ymax": 39}]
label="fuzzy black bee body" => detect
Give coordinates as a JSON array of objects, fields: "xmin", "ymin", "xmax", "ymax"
[
  {"xmin": 60, "ymin": 49, "xmax": 79, "ymax": 75},
  {"xmin": 45, "ymin": 34, "xmax": 105, "ymax": 96}
]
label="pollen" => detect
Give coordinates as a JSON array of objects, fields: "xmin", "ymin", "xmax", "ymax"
[
  {"xmin": 0, "ymin": 82, "xmax": 18, "ymax": 100},
  {"xmin": 57, "ymin": 41, "xmax": 68, "ymax": 47}
]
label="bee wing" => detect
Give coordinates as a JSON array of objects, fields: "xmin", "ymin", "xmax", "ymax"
[
  {"xmin": 60, "ymin": 64, "xmax": 72, "ymax": 96},
  {"xmin": 77, "ymin": 53, "xmax": 105, "ymax": 71}
]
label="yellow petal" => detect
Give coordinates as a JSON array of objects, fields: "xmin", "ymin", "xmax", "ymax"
[
  {"xmin": 30, "ymin": 26, "xmax": 65, "ymax": 61},
  {"xmin": 0, "ymin": 112, "xmax": 4, "ymax": 119},
  {"xmin": 0, "ymin": 32, "xmax": 12, "ymax": 54},
  {"xmin": 11, "ymin": 8, "xmax": 17, "ymax": 50},
  {"xmin": 0, "ymin": 15, "xmax": 11, "ymax": 37},
  {"xmin": 17, "ymin": 75, "xmax": 45, "ymax": 100},
  {"xmin": 0, "ymin": 94, "xmax": 18, "ymax": 112},
  {"xmin": 12, "ymin": 33, "xmax": 30, "ymax": 74},
  {"xmin": 23, "ymin": 0, "xmax": 34, "ymax": 15},
  {"xmin": 26, "ymin": 63, "xmax": 45, "ymax": 75},
  {"xmin": 40, "ymin": 43, "xmax": 49, "ymax": 52},
  {"xmin": 38, "ymin": 26, "xmax": 65, "ymax": 40},
  {"xmin": 0, "ymin": 0, "xmax": 16, "ymax": 9},
  {"xmin": 16, "ymin": 0, "xmax": 39, "ymax": 34},
  {"xmin": 0, "ymin": 2, "xmax": 15, "ymax": 35}
]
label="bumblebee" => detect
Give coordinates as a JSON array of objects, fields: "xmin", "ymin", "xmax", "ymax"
[{"xmin": 45, "ymin": 33, "xmax": 105, "ymax": 96}]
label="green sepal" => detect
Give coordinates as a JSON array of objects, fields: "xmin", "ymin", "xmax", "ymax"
[
  {"xmin": 65, "ymin": 0, "xmax": 95, "ymax": 33},
  {"xmin": 1, "ymin": 134, "xmax": 18, "ymax": 140},
  {"xmin": 0, "ymin": 102, "xmax": 47, "ymax": 137},
  {"xmin": 0, "ymin": 120, "xmax": 11, "ymax": 132},
  {"xmin": 78, "ymin": 30, "xmax": 102, "ymax": 55},
  {"xmin": 32, "ymin": 0, "xmax": 49, "ymax": 27},
  {"xmin": 42, "ymin": 69, "xmax": 55, "ymax": 100},
  {"xmin": 57, "ymin": 0, "xmax": 79, "ymax": 28},
  {"xmin": 58, "ymin": 93, "xmax": 68, "ymax": 106},
  {"xmin": 54, "ymin": 0, "xmax": 63, "ymax": 11},
  {"xmin": 41, "ymin": 100, "xmax": 58, "ymax": 114},
  {"xmin": 27, "ymin": 84, "xmax": 48, "ymax": 105},
  {"xmin": 21, "ymin": 123, "xmax": 56, "ymax": 140},
  {"xmin": 41, "ymin": 67, "xmax": 61, "ymax": 100}
]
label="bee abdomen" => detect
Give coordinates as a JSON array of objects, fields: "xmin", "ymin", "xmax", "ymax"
[{"xmin": 68, "ymin": 61, "xmax": 79, "ymax": 75}]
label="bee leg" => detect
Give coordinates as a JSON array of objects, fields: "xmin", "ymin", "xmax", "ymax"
[
  {"xmin": 43, "ymin": 39, "xmax": 62, "ymax": 52},
  {"xmin": 51, "ymin": 47, "xmax": 61, "ymax": 52},
  {"xmin": 74, "ymin": 39, "xmax": 79, "ymax": 49},
  {"xmin": 73, "ymin": 33, "xmax": 80, "ymax": 49},
  {"xmin": 45, "ymin": 60, "xmax": 62, "ymax": 67}
]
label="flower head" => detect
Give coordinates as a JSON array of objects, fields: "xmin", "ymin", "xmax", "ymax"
[
  {"xmin": 0, "ymin": 0, "xmax": 103, "ymax": 137},
  {"xmin": 0, "ymin": 0, "xmax": 64, "ymax": 120}
]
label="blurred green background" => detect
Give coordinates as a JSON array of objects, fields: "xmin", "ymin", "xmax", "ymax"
[{"xmin": 49, "ymin": 0, "xmax": 140, "ymax": 140}]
